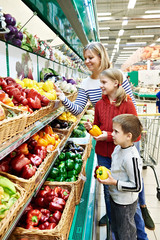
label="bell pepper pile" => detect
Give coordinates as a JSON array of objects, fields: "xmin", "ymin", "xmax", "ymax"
[
  {"xmin": 94, "ymin": 166, "xmax": 111, "ymax": 180},
  {"xmin": 18, "ymin": 185, "xmax": 70, "ymax": 230},
  {"xmin": 0, "ymin": 77, "xmax": 50, "ymax": 111},
  {"xmin": 0, "ymin": 125, "xmax": 61, "ymax": 179},
  {"xmin": 57, "ymin": 111, "xmax": 77, "ymax": 123},
  {"xmin": 47, "ymin": 142, "xmax": 84, "ymax": 182}
]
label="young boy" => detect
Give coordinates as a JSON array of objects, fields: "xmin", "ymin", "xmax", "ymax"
[{"xmin": 98, "ymin": 114, "xmax": 143, "ymax": 240}]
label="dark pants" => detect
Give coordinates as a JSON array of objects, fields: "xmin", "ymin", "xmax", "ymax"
[{"xmin": 110, "ymin": 197, "xmax": 138, "ymax": 240}]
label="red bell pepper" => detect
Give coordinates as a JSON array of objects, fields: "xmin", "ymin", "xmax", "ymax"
[
  {"xmin": 37, "ymin": 185, "xmax": 51, "ymax": 198},
  {"xmin": 26, "ymin": 224, "xmax": 39, "ymax": 230},
  {"xmin": 34, "ymin": 146, "xmax": 47, "ymax": 160},
  {"xmin": 35, "ymin": 197, "xmax": 46, "ymax": 208},
  {"xmin": 39, "ymin": 209, "xmax": 50, "ymax": 223},
  {"xmin": 60, "ymin": 189, "xmax": 70, "ymax": 201},
  {"xmin": 27, "ymin": 138, "xmax": 37, "ymax": 152},
  {"xmin": 41, "ymin": 95, "xmax": 50, "ymax": 106},
  {"xmin": 48, "ymin": 214, "xmax": 57, "ymax": 223},
  {"xmin": 4, "ymin": 77, "xmax": 17, "ymax": 86},
  {"xmin": 11, "ymin": 154, "xmax": 31, "ymax": 173},
  {"xmin": 27, "ymin": 96, "xmax": 41, "ymax": 109},
  {"xmin": 27, "ymin": 89, "xmax": 42, "ymax": 100},
  {"xmin": 27, "ymin": 153, "xmax": 42, "ymax": 167},
  {"xmin": 49, "ymin": 202, "xmax": 64, "ymax": 212},
  {"xmin": 17, "ymin": 143, "xmax": 29, "ymax": 155},
  {"xmin": 0, "ymin": 158, "xmax": 10, "ymax": 172},
  {"xmin": 0, "ymin": 78, "xmax": 7, "ymax": 88},
  {"xmin": 27, "ymin": 209, "xmax": 42, "ymax": 226},
  {"xmin": 38, "ymin": 221, "xmax": 50, "ymax": 230},
  {"xmin": 21, "ymin": 164, "xmax": 37, "ymax": 179},
  {"xmin": 51, "ymin": 210, "xmax": 62, "ymax": 223},
  {"xmin": 44, "ymin": 190, "xmax": 55, "ymax": 207},
  {"xmin": 47, "ymin": 223, "xmax": 57, "ymax": 229},
  {"xmin": 52, "ymin": 186, "xmax": 62, "ymax": 197},
  {"xmin": 24, "ymin": 203, "xmax": 33, "ymax": 215},
  {"xmin": 9, "ymin": 150, "xmax": 17, "ymax": 158},
  {"xmin": 53, "ymin": 197, "xmax": 66, "ymax": 206}
]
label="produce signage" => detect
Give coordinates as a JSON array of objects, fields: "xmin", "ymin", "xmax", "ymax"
[
  {"xmin": 0, "ymin": 41, "xmax": 7, "ymax": 77},
  {"xmin": 8, "ymin": 45, "xmax": 37, "ymax": 80}
]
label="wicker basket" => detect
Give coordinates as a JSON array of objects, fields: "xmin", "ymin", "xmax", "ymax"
[
  {"xmin": 0, "ymin": 103, "xmax": 27, "ymax": 144},
  {"xmin": 12, "ymin": 183, "xmax": 75, "ymax": 240},
  {"xmin": 0, "ymin": 182, "xmax": 26, "ymax": 240}
]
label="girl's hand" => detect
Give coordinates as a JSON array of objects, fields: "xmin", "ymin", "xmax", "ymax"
[
  {"xmin": 97, "ymin": 172, "xmax": 117, "ymax": 186},
  {"xmin": 94, "ymin": 131, "xmax": 108, "ymax": 141},
  {"xmin": 84, "ymin": 119, "xmax": 92, "ymax": 131}
]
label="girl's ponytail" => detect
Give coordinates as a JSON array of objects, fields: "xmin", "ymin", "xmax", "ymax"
[{"xmin": 115, "ymin": 86, "xmax": 126, "ymax": 107}]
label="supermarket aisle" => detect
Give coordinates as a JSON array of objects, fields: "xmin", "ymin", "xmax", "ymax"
[{"xmin": 96, "ymin": 101, "xmax": 160, "ymax": 240}]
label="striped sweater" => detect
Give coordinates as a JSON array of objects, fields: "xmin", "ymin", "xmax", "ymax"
[
  {"xmin": 62, "ymin": 76, "xmax": 137, "ymax": 115},
  {"xmin": 109, "ymin": 145, "xmax": 142, "ymax": 205}
]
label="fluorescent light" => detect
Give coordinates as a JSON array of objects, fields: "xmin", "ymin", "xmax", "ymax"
[
  {"xmin": 121, "ymin": 51, "xmax": 135, "ymax": 53},
  {"xmin": 114, "ymin": 44, "xmax": 119, "ymax": 48},
  {"xmin": 126, "ymin": 42, "xmax": 146, "ymax": 45},
  {"xmin": 145, "ymin": 10, "xmax": 160, "ymax": 14},
  {"xmin": 97, "ymin": 12, "xmax": 111, "ymax": 16},
  {"xmin": 98, "ymin": 17, "xmax": 113, "ymax": 21},
  {"xmin": 130, "ymin": 35, "xmax": 154, "ymax": 38},
  {"xmin": 141, "ymin": 15, "xmax": 160, "ymax": 18},
  {"xmin": 150, "ymin": 43, "xmax": 155, "ymax": 46},
  {"xmin": 112, "ymin": 49, "xmax": 117, "ymax": 52},
  {"xmin": 156, "ymin": 38, "xmax": 160, "ymax": 42},
  {"xmin": 99, "ymin": 27, "xmax": 110, "ymax": 30},
  {"xmin": 100, "ymin": 37, "xmax": 109, "ymax": 39},
  {"xmin": 118, "ymin": 29, "xmax": 124, "ymax": 36},
  {"xmin": 122, "ymin": 19, "xmax": 128, "ymax": 26},
  {"xmin": 103, "ymin": 43, "xmax": 108, "ymax": 46},
  {"xmin": 123, "ymin": 47, "xmax": 139, "ymax": 49},
  {"xmin": 136, "ymin": 25, "xmax": 160, "ymax": 28},
  {"xmin": 116, "ymin": 38, "xmax": 121, "ymax": 44},
  {"xmin": 128, "ymin": 0, "xmax": 137, "ymax": 9}
]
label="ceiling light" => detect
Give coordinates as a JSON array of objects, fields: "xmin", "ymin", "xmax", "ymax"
[
  {"xmin": 121, "ymin": 51, "xmax": 135, "ymax": 53},
  {"xmin": 145, "ymin": 10, "xmax": 160, "ymax": 14},
  {"xmin": 123, "ymin": 47, "xmax": 139, "ymax": 49},
  {"xmin": 156, "ymin": 38, "xmax": 160, "ymax": 42},
  {"xmin": 118, "ymin": 29, "xmax": 124, "ymax": 36},
  {"xmin": 128, "ymin": 0, "xmax": 137, "ymax": 9},
  {"xmin": 97, "ymin": 12, "xmax": 111, "ymax": 16},
  {"xmin": 141, "ymin": 15, "xmax": 160, "ymax": 18},
  {"xmin": 130, "ymin": 35, "xmax": 154, "ymax": 38},
  {"xmin": 112, "ymin": 49, "xmax": 117, "ymax": 52},
  {"xmin": 103, "ymin": 43, "xmax": 108, "ymax": 46},
  {"xmin": 99, "ymin": 27, "xmax": 110, "ymax": 30},
  {"xmin": 150, "ymin": 43, "xmax": 155, "ymax": 46},
  {"xmin": 136, "ymin": 25, "xmax": 160, "ymax": 28},
  {"xmin": 122, "ymin": 19, "xmax": 128, "ymax": 26},
  {"xmin": 98, "ymin": 17, "xmax": 113, "ymax": 21},
  {"xmin": 100, "ymin": 36, "xmax": 109, "ymax": 39},
  {"xmin": 116, "ymin": 38, "xmax": 121, "ymax": 44},
  {"xmin": 114, "ymin": 44, "xmax": 119, "ymax": 48},
  {"xmin": 126, "ymin": 42, "xmax": 146, "ymax": 45}
]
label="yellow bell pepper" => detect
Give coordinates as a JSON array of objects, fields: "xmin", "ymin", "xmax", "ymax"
[
  {"xmin": 37, "ymin": 138, "xmax": 48, "ymax": 147},
  {"xmin": 43, "ymin": 91, "xmax": 57, "ymax": 100},
  {"xmin": 42, "ymin": 80, "xmax": 54, "ymax": 92},
  {"xmin": 37, "ymin": 82, "xmax": 44, "ymax": 89},
  {"xmin": 89, "ymin": 125, "xmax": 102, "ymax": 137},
  {"xmin": 43, "ymin": 133, "xmax": 55, "ymax": 145},
  {"xmin": 95, "ymin": 166, "xmax": 111, "ymax": 180}
]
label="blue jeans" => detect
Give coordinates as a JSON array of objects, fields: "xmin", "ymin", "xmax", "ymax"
[{"xmin": 97, "ymin": 154, "xmax": 148, "ymax": 240}]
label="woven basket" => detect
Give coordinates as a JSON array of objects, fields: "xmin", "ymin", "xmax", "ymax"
[
  {"xmin": 86, "ymin": 136, "xmax": 93, "ymax": 159},
  {"xmin": 0, "ymin": 103, "xmax": 27, "ymax": 144},
  {"xmin": 12, "ymin": 183, "xmax": 75, "ymax": 240},
  {"xmin": 0, "ymin": 182, "xmax": 26, "ymax": 240}
]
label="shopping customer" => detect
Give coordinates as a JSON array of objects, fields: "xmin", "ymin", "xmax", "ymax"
[
  {"xmin": 55, "ymin": 42, "xmax": 150, "ymax": 239},
  {"xmin": 98, "ymin": 114, "xmax": 143, "ymax": 240}
]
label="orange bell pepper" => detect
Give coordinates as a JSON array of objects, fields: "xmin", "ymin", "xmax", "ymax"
[
  {"xmin": 32, "ymin": 133, "xmax": 40, "ymax": 141},
  {"xmin": 43, "ymin": 134, "xmax": 55, "ymax": 145},
  {"xmin": 37, "ymin": 138, "xmax": 48, "ymax": 147},
  {"xmin": 38, "ymin": 130, "xmax": 46, "ymax": 138},
  {"xmin": 51, "ymin": 133, "xmax": 59, "ymax": 141},
  {"xmin": 44, "ymin": 125, "xmax": 54, "ymax": 135},
  {"xmin": 89, "ymin": 125, "xmax": 102, "ymax": 137}
]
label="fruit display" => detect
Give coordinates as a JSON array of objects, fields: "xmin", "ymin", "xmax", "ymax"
[
  {"xmin": 17, "ymin": 185, "xmax": 70, "ymax": 230},
  {"xmin": 0, "ymin": 176, "xmax": 20, "ymax": 220}
]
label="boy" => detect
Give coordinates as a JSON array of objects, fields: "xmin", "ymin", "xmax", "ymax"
[{"xmin": 98, "ymin": 114, "xmax": 143, "ymax": 240}]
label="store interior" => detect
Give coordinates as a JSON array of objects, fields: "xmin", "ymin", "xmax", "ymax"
[{"xmin": 0, "ymin": 0, "xmax": 160, "ymax": 239}]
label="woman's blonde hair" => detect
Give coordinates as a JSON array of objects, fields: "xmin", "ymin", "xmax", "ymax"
[
  {"xmin": 100, "ymin": 68, "xmax": 126, "ymax": 107},
  {"xmin": 83, "ymin": 42, "xmax": 110, "ymax": 72}
]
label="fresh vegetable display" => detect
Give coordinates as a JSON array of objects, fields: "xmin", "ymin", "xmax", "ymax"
[
  {"xmin": 51, "ymin": 118, "xmax": 72, "ymax": 129},
  {"xmin": 47, "ymin": 141, "xmax": 84, "ymax": 182},
  {"xmin": 70, "ymin": 123, "xmax": 86, "ymax": 138},
  {"xmin": 18, "ymin": 185, "xmax": 70, "ymax": 230},
  {"xmin": 94, "ymin": 166, "xmax": 111, "ymax": 180},
  {"xmin": 57, "ymin": 111, "xmax": 77, "ymax": 123},
  {"xmin": 89, "ymin": 125, "xmax": 102, "ymax": 137},
  {"xmin": 0, "ymin": 176, "xmax": 20, "ymax": 220}
]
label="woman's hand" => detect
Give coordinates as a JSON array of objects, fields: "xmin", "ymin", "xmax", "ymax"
[
  {"xmin": 84, "ymin": 119, "xmax": 92, "ymax": 131},
  {"xmin": 54, "ymin": 84, "xmax": 65, "ymax": 101},
  {"xmin": 97, "ymin": 172, "xmax": 117, "ymax": 186},
  {"xmin": 94, "ymin": 131, "xmax": 108, "ymax": 141}
]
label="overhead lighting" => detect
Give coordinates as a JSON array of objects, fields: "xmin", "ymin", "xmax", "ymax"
[
  {"xmin": 136, "ymin": 25, "xmax": 160, "ymax": 28},
  {"xmin": 130, "ymin": 35, "xmax": 154, "ymax": 38},
  {"xmin": 123, "ymin": 47, "xmax": 139, "ymax": 49},
  {"xmin": 156, "ymin": 38, "xmax": 160, "ymax": 42},
  {"xmin": 126, "ymin": 42, "xmax": 146, "ymax": 45},
  {"xmin": 118, "ymin": 29, "xmax": 124, "ymax": 36},
  {"xmin": 97, "ymin": 12, "xmax": 111, "ymax": 16},
  {"xmin": 128, "ymin": 0, "xmax": 137, "ymax": 9},
  {"xmin": 116, "ymin": 38, "xmax": 121, "ymax": 44},
  {"xmin": 100, "ymin": 36, "xmax": 109, "ymax": 39},
  {"xmin": 99, "ymin": 27, "xmax": 110, "ymax": 30},
  {"xmin": 98, "ymin": 17, "xmax": 113, "ymax": 21},
  {"xmin": 145, "ymin": 10, "xmax": 160, "ymax": 14},
  {"xmin": 141, "ymin": 15, "xmax": 160, "ymax": 18},
  {"xmin": 112, "ymin": 49, "xmax": 117, "ymax": 52},
  {"xmin": 150, "ymin": 43, "xmax": 155, "ymax": 46},
  {"xmin": 121, "ymin": 51, "xmax": 135, "ymax": 53},
  {"xmin": 103, "ymin": 43, "xmax": 109, "ymax": 46},
  {"xmin": 122, "ymin": 19, "xmax": 128, "ymax": 26}
]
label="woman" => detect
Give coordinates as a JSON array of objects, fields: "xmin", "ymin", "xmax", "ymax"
[{"xmin": 55, "ymin": 42, "xmax": 150, "ymax": 239}]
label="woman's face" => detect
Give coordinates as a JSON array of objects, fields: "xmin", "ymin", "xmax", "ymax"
[
  {"xmin": 84, "ymin": 49, "xmax": 101, "ymax": 72},
  {"xmin": 100, "ymin": 76, "xmax": 118, "ymax": 95}
]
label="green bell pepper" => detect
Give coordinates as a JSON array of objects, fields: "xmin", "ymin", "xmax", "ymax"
[
  {"xmin": 58, "ymin": 152, "xmax": 66, "ymax": 161},
  {"xmin": 58, "ymin": 161, "xmax": 66, "ymax": 168},
  {"xmin": 66, "ymin": 159, "xmax": 74, "ymax": 170},
  {"xmin": 67, "ymin": 170, "xmax": 78, "ymax": 178},
  {"xmin": 69, "ymin": 176, "xmax": 77, "ymax": 182},
  {"xmin": 65, "ymin": 152, "xmax": 76, "ymax": 160},
  {"xmin": 75, "ymin": 158, "xmax": 83, "ymax": 165},
  {"xmin": 55, "ymin": 176, "xmax": 65, "ymax": 182},
  {"xmin": 49, "ymin": 167, "xmax": 59, "ymax": 179},
  {"xmin": 75, "ymin": 153, "xmax": 82, "ymax": 159},
  {"xmin": 74, "ymin": 163, "xmax": 82, "ymax": 174}
]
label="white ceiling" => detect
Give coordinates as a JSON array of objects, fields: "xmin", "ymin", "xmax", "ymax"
[{"xmin": 95, "ymin": 0, "xmax": 160, "ymax": 67}]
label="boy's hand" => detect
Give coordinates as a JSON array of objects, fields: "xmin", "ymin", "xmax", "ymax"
[
  {"xmin": 97, "ymin": 172, "xmax": 117, "ymax": 186},
  {"xmin": 94, "ymin": 131, "xmax": 108, "ymax": 141},
  {"xmin": 84, "ymin": 119, "xmax": 92, "ymax": 131}
]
